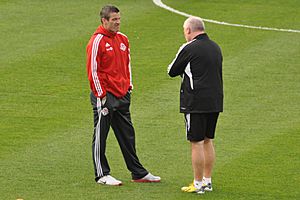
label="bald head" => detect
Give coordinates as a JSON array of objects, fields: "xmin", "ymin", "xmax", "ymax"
[
  {"xmin": 183, "ymin": 16, "xmax": 205, "ymax": 42},
  {"xmin": 184, "ymin": 16, "xmax": 205, "ymax": 32}
]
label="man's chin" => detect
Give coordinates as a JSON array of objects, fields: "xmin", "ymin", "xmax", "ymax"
[{"xmin": 110, "ymin": 29, "xmax": 119, "ymax": 33}]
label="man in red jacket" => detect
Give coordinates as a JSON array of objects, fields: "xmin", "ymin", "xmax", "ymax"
[{"xmin": 86, "ymin": 5, "xmax": 160, "ymax": 186}]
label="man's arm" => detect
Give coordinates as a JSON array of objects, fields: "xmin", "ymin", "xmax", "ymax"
[
  {"xmin": 168, "ymin": 44, "xmax": 190, "ymax": 77},
  {"xmin": 86, "ymin": 34, "xmax": 106, "ymax": 98},
  {"xmin": 127, "ymin": 45, "xmax": 133, "ymax": 91}
]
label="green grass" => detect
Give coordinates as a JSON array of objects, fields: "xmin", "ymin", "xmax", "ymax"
[{"xmin": 1, "ymin": 0, "xmax": 299, "ymax": 199}]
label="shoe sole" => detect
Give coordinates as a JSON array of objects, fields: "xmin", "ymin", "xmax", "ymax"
[
  {"xmin": 182, "ymin": 190, "xmax": 198, "ymax": 193},
  {"xmin": 97, "ymin": 181, "xmax": 123, "ymax": 186},
  {"xmin": 131, "ymin": 179, "xmax": 161, "ymax": 183}
]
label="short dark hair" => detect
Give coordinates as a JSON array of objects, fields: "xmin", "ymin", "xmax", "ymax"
[{"xmin": 100, "ymin": 5, "xmax": 119, "ymax": 21}]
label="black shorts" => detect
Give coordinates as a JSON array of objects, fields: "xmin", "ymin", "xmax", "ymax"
[{"xmin": 184, "ymin": 112, "xmax": 220, "ymax": 142}]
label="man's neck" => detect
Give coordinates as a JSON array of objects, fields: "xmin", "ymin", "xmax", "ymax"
[{"xmin": 191, "ymin": 31, "xmax": 205, "ymax": 39}]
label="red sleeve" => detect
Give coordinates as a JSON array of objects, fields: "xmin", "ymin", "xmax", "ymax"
[
  {"xmin": 86, "ymin": 34, "xmax": 106, "ymax": 98},
  {"xmin": 127, "ymin": 39, "xmax": 133, "ymax": 90}
]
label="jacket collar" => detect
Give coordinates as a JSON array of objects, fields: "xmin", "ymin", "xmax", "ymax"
[
  {"xmin": 94, "ymin": 25, "xmax": 117, "ymax": 38},
  {"xmin": 193, "ymin": 33, "xmax": 209, "ymax": 40}
]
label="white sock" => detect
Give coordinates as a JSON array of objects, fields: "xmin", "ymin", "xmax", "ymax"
[
  {"xmin": 193, "ymin": 180, "xmax": 203, "ymax": 189},
  {"xmin": 203, "ymin": 177, "xmax": 212, "ymax": 184}
]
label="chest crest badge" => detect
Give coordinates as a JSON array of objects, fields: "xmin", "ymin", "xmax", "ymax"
[{"xmin": 120, "ymin": 43, "xmax": 126, "ymax": 51}]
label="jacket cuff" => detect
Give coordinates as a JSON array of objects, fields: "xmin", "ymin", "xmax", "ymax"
[
  {"xmin": 99, "ymin": 91, "xmax": 106, "ymax": 99},
  {"xmin": 93, "ymin": 89, "xmax": 106, "ymax": 99}
]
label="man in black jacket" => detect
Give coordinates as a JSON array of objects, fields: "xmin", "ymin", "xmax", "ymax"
[{"xmin": 168, "ymin": 16, "xmax": 223, "ymax": 194}]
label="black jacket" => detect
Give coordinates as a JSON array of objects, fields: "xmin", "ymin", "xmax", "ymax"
[{"xmin": 168, "ymin": 33, "xmax": 223, "ymax": 113}]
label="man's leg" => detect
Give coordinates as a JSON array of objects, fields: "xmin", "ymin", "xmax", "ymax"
[
  {"xmin": 202, "ymin": 112, "xmax": 219, "ymax": 191},
  {"xmin": 182, "ymin": 113, "xmax": 206, "ymax": 193},
  {"xmin": 203, "ymin": 138, "xmax": 215, "ymax": 178},
  {"xmin": 90, "ymin": 92, "xmax": 111, "ymax": 181},
  {"xmin": 191, "ymin": 141, "xmax": 205, "ymax": 182},
  {"xmin": 110, "ymin": 92, "xmax": 148, "ymax": 180}
]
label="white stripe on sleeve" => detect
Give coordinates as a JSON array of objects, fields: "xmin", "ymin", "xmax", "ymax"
[
  {"xmin": 128, "ymin": 49, "xmax": 133, "ymax": 89},
  {"xmin": 91, "ymin": 34, "xmax": 104, "ymax": 97}
]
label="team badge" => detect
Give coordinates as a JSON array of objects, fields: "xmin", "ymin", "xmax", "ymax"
[
  {"xmin": 101, "ymin": 107, "xmax": 109, "ymax": 116},
  {"xmin": 120, "ymin": 43, "xmax": 126, "ymax": 51}
]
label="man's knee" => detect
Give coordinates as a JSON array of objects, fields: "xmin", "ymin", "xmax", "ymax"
[{"xmin": 204, "ymin": 138, "xmax": 213, "ymax": 144}]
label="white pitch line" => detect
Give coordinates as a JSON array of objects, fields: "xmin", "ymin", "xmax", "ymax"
[{"xmin": 153, "ymin": 0, "xmax": 300, "ymax": 33}]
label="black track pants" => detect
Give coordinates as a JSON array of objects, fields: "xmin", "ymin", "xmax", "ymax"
[{"xmin": 90, "ymin": 91, "xmax": 148, "ymax": 181}]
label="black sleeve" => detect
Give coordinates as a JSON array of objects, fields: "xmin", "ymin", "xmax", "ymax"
[{"xmin": 168, "ymin": 47, "xmax": 190, "ymax": 77}]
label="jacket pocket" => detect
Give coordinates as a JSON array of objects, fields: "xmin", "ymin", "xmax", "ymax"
[{"xmin": 180, "ymin": 84, "xmax": 194, "ymax": 111}]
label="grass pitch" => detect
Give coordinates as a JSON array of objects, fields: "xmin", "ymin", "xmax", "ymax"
[{"xmin": 1, "ymin": 0, "xmax": 299, "ymax": 199}]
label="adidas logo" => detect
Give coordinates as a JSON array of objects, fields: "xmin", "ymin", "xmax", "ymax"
[{"xmin": 105, "ymin": 43, "xmax": 111, "ymax": 47}]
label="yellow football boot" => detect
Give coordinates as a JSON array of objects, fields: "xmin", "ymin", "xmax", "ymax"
[
  {"xmin": 181, "ymin": 183, "xmax": 198, "ymax": 193},
  {"xmin": 181, "ymin": 183, "xmax": 205, "ymax": 194}
]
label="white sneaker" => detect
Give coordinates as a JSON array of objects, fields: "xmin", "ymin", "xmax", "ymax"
[
  {"xmin": 132, "ymin": 173, "xmax": 161, "ymax": 183},
  {"xmin": 97, "ymin": 175, "xmax": 122, "ymax": 186},
  {"xmin": 203, "ymin": 182, "xmax": 213, "ymax": 192}
]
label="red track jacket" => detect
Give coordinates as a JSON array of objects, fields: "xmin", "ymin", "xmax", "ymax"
[{"xmin": 86, "ymin": 25, "xmax": 132, "ymax": 98}]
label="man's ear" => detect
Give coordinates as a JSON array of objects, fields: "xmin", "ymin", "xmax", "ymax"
[
  {"xmin": 187, "ymin": 27, "xmax": 191, "ymax": 34},
  {"xmin": 101, "ymin": 18, "xmax": 106, "ymax": 24}
]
